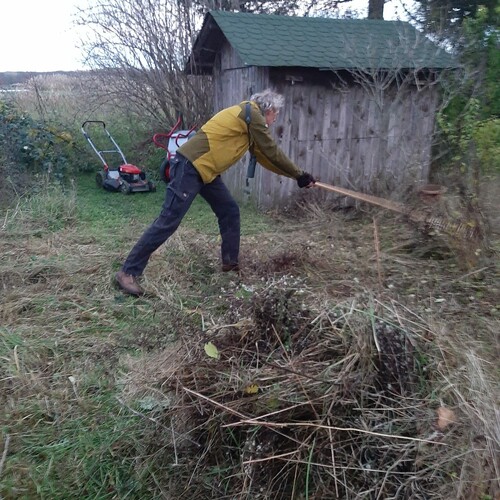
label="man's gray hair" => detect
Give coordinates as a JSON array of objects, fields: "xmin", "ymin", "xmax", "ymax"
[{"xmin": 250, "ymin": 89, "xmax": 284, "ymax": 113}]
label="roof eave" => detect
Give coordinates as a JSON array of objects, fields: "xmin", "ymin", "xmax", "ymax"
[{"xmin": 185, "ymin": 13, "xmax": 223, "ymax": 75}]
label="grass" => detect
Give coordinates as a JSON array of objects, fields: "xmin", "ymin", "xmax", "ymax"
[
  {"xmin": 76, "ymin": 173, "xmax": 275, "ymax": 245},
  {"xmin": 0, "ymin": 173, "xmax": 499, "ymax": 499},
  {"xmin": 0, "ymin": 173, "xmax": 279, "ymax": 499},
  {"xmin": 4, "ymin": 376, "xmax": 149, "ymax": 498}
]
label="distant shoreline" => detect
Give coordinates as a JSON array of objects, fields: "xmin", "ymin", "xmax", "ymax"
[{"xmin": 0, "ymin": 70, "xmax": 87, "ymax": 88}]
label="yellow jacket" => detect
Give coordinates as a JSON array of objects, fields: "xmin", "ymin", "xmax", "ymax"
[{"xmin": 176, "ymin": 101, "xmax": 302, "ymax": 183}]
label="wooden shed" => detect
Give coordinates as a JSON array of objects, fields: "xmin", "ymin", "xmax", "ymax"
[{"xmin": 186, "ymin": 11, "xmax": 456, "ymax": 209}]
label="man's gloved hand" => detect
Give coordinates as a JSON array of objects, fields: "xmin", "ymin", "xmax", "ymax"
[{"xmin": 296, "ymin": 172, "xmax": 316, "ymax": 188}]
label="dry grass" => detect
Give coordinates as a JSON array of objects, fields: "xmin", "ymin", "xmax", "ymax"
[
  {"xmin": 1, "ymin": 182, "xmax": 499, "ymax": 499},
  {"xmin": 120, "ymin": 209, "xmax": 498, "ymax": 499}
]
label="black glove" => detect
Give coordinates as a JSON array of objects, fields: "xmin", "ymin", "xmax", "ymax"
[{"xmin": 296, "ymin": 172, "xmax": 316, "ymax": 188}]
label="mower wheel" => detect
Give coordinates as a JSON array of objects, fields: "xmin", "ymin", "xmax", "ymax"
[
  {"xmin": 159, "ymin": 158, "xmax": 170, "ymax": 184},
  {"xmin": 120, "ymin": 182, "xmax": 131, "ymax": 194},
  {"xmin": 148, "ymin": 181, "xmax": 157, "ymax": 192},
  {"xmin": 95, "ymin": 171, "xmax": 106, "ymax": 188}
]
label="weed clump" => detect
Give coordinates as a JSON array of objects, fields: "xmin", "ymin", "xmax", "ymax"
[{"xmin": 120, "ymin": 273, "xmax": 499, "ymax": 499}]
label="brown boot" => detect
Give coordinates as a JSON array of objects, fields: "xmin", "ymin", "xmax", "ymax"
[
  {"xmin": 115, "ymin": 270, "xmax": 144, "ymax": 296},
  {"xmin": 222, "ymin": 263, "xmax": 240, "ymax": 273}
]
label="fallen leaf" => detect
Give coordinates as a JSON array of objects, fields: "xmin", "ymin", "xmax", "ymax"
[
  {"xmin": 436, "ymin": 407, "xmax": 457, "ymax": 431},
  {"xmin": 244, "ymin": 384, "xmax": 259, "ymax": 394},
  {"xmin": 204, "ymin": 342, "xmax": 220, "ymax": 359}
]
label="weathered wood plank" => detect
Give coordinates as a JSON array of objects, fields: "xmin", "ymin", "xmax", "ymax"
[{"xmin": 213, "ymin": 43, "xmax": 440, "ymax": 209}]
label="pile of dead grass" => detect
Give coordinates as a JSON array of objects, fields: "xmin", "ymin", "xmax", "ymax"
[
  {"xmin": 116, "ymin": 200, "xmax": 498, "ymax": 499},
  {"xmin": 120, "ymin": 271, "xmax": 499, "ymax": 499}
]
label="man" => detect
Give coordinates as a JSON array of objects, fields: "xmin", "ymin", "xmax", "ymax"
[{"xmin": 115, "ymin": 89, "xmax": 315, "ymax": 296}]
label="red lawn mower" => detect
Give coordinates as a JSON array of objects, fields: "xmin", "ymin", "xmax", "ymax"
[
  {"xmin": 153, "ymin": 116, "xmax": 196, "ymax": 183},
  {"xmin": 82, "ymin": 120, "xmax": 156, "ymax": 194}
]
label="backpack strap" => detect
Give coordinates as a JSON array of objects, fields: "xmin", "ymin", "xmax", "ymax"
[
  {"xmin": 245, "ymin": 101, "xmax": 252, "ymax": 126},
  {"xmin": 245, "ymin": 102, "xmax": 257, "ymax": 184}
]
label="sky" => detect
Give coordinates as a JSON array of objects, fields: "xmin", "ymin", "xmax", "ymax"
[
  {"xmin": 0, "ymin": 0, "xmax": 413, "ymax": 73},
  {"xmin": 0, "ymin": 0, "xmax": 90, "ymax": 72}
]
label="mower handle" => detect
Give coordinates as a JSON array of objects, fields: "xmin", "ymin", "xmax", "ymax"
[
  {"xmin": 152, "ymin": 117, "xmax": 196, "ymax": 150},
  {"xmin": 82, "ymin": 120, "xmax": 107, "ymax": 130},
  {"xmin": 152, "ymin": 117, "xmax": 182, "ymax": 149}
]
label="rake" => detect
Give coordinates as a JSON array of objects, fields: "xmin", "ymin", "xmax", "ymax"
[{"xmin": 314, "ymin": 181, "xmax": 481, "ymax": 241}]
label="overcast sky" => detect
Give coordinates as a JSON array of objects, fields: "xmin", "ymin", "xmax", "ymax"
[
  {"xmin": 0, "ymin": 0, "xmax": 413, "ymax": 72},
  {"xmin": 0, "ymin": 0, "xmax": 88, "ymax": 72}
]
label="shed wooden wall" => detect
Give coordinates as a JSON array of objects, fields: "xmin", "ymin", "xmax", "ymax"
[{"xmin": 213, "ymin": 41, "xmax": 439, "ymax": 210}]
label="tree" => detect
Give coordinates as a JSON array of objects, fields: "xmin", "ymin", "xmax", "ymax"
[
  {"xmin": 428, "ymin": 5, "xmax": 500, "ymax": 195},
  {"xmin": 187, "ymin": 0, "xmax": 302, "ymax": 15},
  {"xmin": 413, "ymin": 0, "xmax": 498, "ymax": 42},
  {"xmin": 368, "ymin": 0, "xmax": 385, "ymax": 19},
  {"xmin": 76, "ymin": 0, "xmax": 388, "ymax": 131},
  {"xmin": 76, "ymin": 0, "xmax": 213, "ymax": 128}
]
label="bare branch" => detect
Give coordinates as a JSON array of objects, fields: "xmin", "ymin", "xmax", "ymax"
[{"xmin": 76, "ymin": 0, "xmax": 212, "ymax": 127}]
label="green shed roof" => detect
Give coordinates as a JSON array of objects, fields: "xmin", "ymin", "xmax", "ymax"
[{"xmin": 187, "ymin": 11, "xmax": 457, "ymax": 74}]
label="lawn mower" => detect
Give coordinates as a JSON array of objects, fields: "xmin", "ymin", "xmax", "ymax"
[
  {"xmin": 81, "ymin": 120, "xmax": 156, "ymax": 194},
  {"xmin": 153, "ymin": 116, "xmax": 196, "ymax": 183}
]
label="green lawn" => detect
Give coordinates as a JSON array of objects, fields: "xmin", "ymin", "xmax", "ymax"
[{"xmin": 76, "ymin": 172, "xmax": 275, "ymax": 245}]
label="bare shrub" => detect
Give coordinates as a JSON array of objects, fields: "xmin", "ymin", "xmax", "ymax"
[{"xmin": 76, "ymin": 0, "xmax": 213, "ymax": 127}]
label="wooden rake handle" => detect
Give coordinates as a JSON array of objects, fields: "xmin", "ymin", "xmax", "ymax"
[
  {"xmin": 313, "ymin": 181, "xmax": 408, "ymax": 215},
  {"xmin": 313, "ymin": 182, "xmax": 478, "ymax": 240}
]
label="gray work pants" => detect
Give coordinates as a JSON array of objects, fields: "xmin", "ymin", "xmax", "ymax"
[{"xmin": 122, "ymin": 154, "xmax": 240, "ymax": 276}]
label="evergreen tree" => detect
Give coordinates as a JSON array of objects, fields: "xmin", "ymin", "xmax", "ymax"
[{"xmin": 414, "ymin": 0, "xmax": 498, "ymax": 41}]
